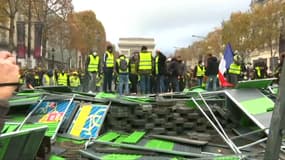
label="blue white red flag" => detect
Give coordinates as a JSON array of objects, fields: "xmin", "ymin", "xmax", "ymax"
[{"xmin": 218, "ymin": 43, "xmax": 234, "ymax": 87}]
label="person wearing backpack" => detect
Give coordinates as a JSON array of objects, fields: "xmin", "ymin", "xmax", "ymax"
[{"xmin": 116, "ymin": 54, "xmax": 129, "ymax": 96}]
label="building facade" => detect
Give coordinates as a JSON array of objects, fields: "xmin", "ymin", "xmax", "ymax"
[{"xmin": 118, "ymin": 38, "xmax": 155, "ymax": 57}]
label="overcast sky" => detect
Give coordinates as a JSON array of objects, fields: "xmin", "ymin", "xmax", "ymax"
[{"xmin": 72, "ymin": 0, "xmax": 252, "ymax": 54}]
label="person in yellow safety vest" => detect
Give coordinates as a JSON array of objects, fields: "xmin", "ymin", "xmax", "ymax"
[
  {"xmin": 103, "ymin": 45, "xmax": 115, "ymax": 93},
  {"xmin": 138, "ymin": 46, "xmax": 153, "ymax": 94},
  {"xmin": 42, "ymin": 69, "xmax": 56, "ymax": 86},
  {"xmin": 154, "ymin": 50, "xmax": 166, "ymax": 93},
  {"xmin": 227, "ymin": 54, "xmax": 242, "ymax": 85},
  {"xmin": 254, "ymin": 60, "xmax": 267, "ymax": 79},
  {"xmin": 69, "ymin": 71, "xmax": 80, "ymax": 91},
  {"xmin": 193, "ymin": 60, "xmax": 205, "ymax": 87},
  {"xmin": 116, "ymin": 54, "xmax": 129, "ymax": 96},
  {"xmin": 129, "ymin": 52, "xmax": 139, "ymax": 94},
  {"xmin": 57, "ymin": 70, "xmax": 68, "ymax": 86},
  {"xmin": 18, "ymin": 69, "xmax": 25, "ymax": 85},
  {"xmin": 34, "ymin": 70, "xmax": 41, "ymax": 87},
  {"xmin": 85, "ymin": 51, "xmax": 100, "ymax": 93}
]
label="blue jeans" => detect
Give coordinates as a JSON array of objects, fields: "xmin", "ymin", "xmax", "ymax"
[
  {"xmin": 206, "ymin": 75, "xmax": 217, "ymax": 91},
  {"xmin": 140, "ymin": 74, "xmax": 150, "ymax": 94},
  {"xmin": 197, "ymin": 77, "xmax": 203, "ymax": 87},
  {"xmin": 156, "ymin": 75, "xmax": 165, "ymax": 93},
  {"xmin": 170, "ymin": 76, "xmax": 179, "ymax": 92},
  {"xmin": 118, "ymin": 74, "xmax": 129, "ymax": 95}
]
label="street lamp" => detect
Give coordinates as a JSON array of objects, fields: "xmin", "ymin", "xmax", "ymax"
[
  {"xmin": 51, "ymin": 48, "xmax": 55, "ymax": 69},
  {"xmin": 192, "ymin": 35, "xmax": 206, "ymax": 39}
]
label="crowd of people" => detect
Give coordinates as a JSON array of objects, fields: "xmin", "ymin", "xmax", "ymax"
[
  {"xmin": 17, "ymin": 46, "xmax": 285, "ymax": 95},
  {"xmin": 18, "ymin": 45, "xmax": 189, "ymax": 95}
]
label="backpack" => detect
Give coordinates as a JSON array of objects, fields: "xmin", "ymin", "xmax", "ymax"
[{"xmin": 119, "ymin": 59, "xmax": 128, "ymax": 71}]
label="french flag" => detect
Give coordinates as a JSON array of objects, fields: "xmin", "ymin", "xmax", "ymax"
[{"xmin": 218, "ymin": 43, "xmax": 234, "ymax": 87}]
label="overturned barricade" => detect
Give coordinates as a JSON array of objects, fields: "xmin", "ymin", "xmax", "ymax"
[{"xmin": 1, "ymin": 78, "xmax": 284, "ymax": 159}]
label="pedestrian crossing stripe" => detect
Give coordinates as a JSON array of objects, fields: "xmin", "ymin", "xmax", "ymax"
[{"xmin": 70, "ymin": 105, "xmax": 92, "ymax": 137}]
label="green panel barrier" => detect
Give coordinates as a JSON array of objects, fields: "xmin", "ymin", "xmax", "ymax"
[
  {"xmin": 8, "ymin": 115, "xmax": 26, "ymax": 122},
  {"xmin": 145, "ymin": 139, "xmax": 174, "ymax": 151},
  {"xmin": 123, "ymin": 96, "xmax": 153, "ymax": 103},
  {"xmin": 0, "ymin": 138, "xmax": 11, "ymax": 160},
  {"xmin": 187, "ymin": 86, "xmax": 206, "ymax": 93},
  {"xmin": 96, "ymin": 92, "xmax": 117, "ymax": 99},
  {"xmin": 214, "ymin": 156, "xmax": 240, "ymax": 160},
  {"xmin": 102, "ymin": 154, "xmax": 141, "ymax": 160},
  {"xmin": 20, "ymin": 123, "xmax": 58, "ymax": 137},
  {"xmin": 272, "ymin": 87, "xmax": 278, "ymax": 95},
  {"xmin": 2, "ymin": 124, "xmax": 18, "ymax": 133},
  {"xmin": 122, "ymin": 131, "xmax": 145, "ymax": 144},
  {"xmin": 97, "ymin": 132, "xmax": 120, "ymax": 142},
  {"xmin": 49, "ymin": 155, "xmax": 66, "ymax": 160},
  {"xmin": 2, "ymin": 123, "xmax": 57, "ymax": 136},
  {"xmin": 235, "ymin": 79, "xmax": 274, "ymax": 89},
  {"xmin": 56, "ymin": 136, "xmax": 86, "ymax": 144},
  {"xmin": 240, "ymin": 97, "xmax": 274, "ymax": 115},
  {"xmin": 9, "ymin": 97, "xmax": 40, "ymax": 103},
  {"xmin": 114, "ymin": 135, "xmax": 128, "ymax": 144}
]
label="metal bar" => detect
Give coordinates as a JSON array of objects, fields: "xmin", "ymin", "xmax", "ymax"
[
  {"xmin": 51, "ymin": 94, "xmax": 76, "ymax": 141},
  {"xmin": 197, "ymin": 94, "xmax": 241, "ymax": 154},
  {"xmin": 79, "ymin": 150, "xmax": 101, "ymax": 160},
  {"xmin": 17, "ymin": 96, "xmax": 47, "ymax": 131},
  {"xmin": 231, "ymin": 128, "xmax": 268, "ymax": 140},
  {"xmin": 191, "ymin": 97, "xmax": 239, "ymax": 154},
  {"xmin": 92, "ymin": 140, "xmax": 208, "ymax": 158},
  {"xmin": 238, "ymin": 137, "xmax": 267, "ymax": 150}
]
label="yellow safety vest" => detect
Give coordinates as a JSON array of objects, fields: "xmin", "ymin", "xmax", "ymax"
[
  {"xmin": 69, "ymin": 76, "xmax": 80, "ymax": 87},
  {"xmin": 155, "ymin": 56, "xmax": 159, "ymax": 75},
  {"xmin": 96, "ymin": 76, "xmax": 103, "ymax": 87},
  {"xmin": 34, "ymin": 75, "xmax": 39, "ymax": 80},
  {"xmin": 117, "ymin": 57, "xmax": 129, "ymax": 73},
  {"xmin": 130, "ymin": 63, "xmax": 137, "ymax": 74},
  {"xmin": 88, "ymin": 55, "xmax": 99, "ymax": 72},
  {"xmin": 255, "ymin": 66, "xmax": 261, "ymax": 78},
  {"xmin": 229, "ymin": 63, "xmax": 241, "ymax": 75},
  {"xmin": 43, "ymin": 74, "xmax": 55, "ymax": 86},
  {"xmin": 18, "ymin": 75, "xmax": 24, "ymax": 84},
  {"xmin": 106, "ymin": 51, "xmax": 114, "ymax": 68},
  {"xmin": 34, "ymin": 75, "xmax": 40, "ymax": 86},
  {"xmin": 57, "ymin": 73, "xmax": 68, "ymax": 86},
  {"xmin": 196, "ymin": 65, "xmax": 205, "ymax": 77},
  {"xmin": 139, "ymin": 52, "xmax": 152, "ymax": 70}
]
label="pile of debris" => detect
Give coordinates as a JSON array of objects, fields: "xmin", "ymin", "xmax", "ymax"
[{"xmin": 1, "ymin": 78, "xmax": 284, "ymax": 159}]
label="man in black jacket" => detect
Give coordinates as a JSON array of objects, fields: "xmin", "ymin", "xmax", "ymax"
[
  {"xmin": 154, "ymin": 50, "xmax": 166, "ymax": 93},
  {"xmin": 0, "ymin": 50, "xmax": 19, "ymax": 132},
  {"xmin": 205, "ymin": 54, "xmax": 219, "ymax": 91},
  {"xmin": 169, "ymin": 57, "xmax": 180, "ymax": 92}
]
